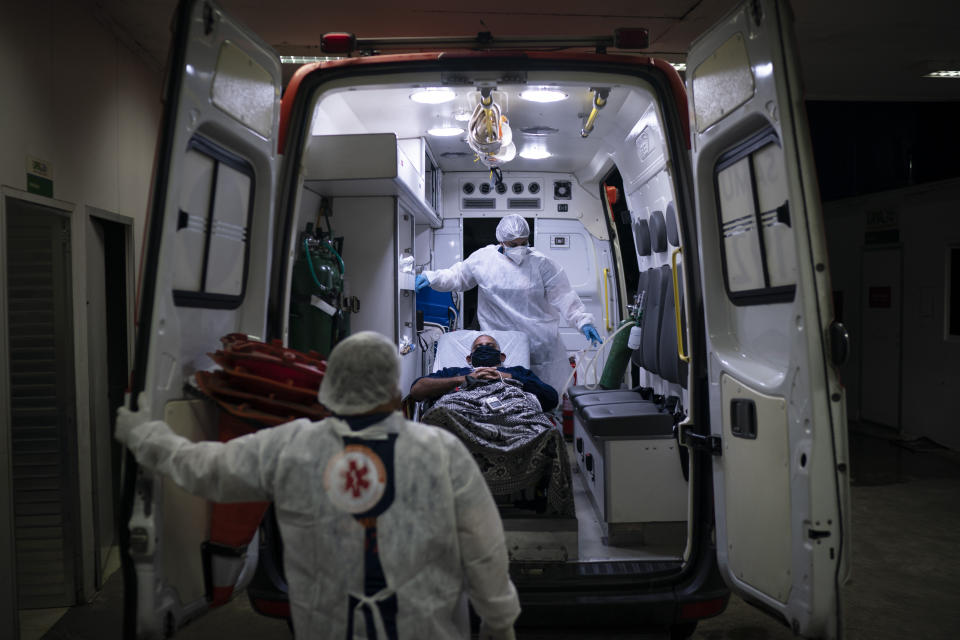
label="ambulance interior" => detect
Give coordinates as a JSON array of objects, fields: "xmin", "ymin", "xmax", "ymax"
[{"xmin": 289, "ymin": 68, "xmax": 691, "ymax": 570}]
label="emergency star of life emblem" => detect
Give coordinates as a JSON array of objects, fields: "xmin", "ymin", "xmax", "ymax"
[{"xmin": 323, "ymin": 444, "xmax": 387, "ymax": 514}]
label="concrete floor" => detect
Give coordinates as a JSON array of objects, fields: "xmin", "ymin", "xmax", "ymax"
[{"xmin": 31, "ymin": 425, "xmax": 960, "ymax": 639}]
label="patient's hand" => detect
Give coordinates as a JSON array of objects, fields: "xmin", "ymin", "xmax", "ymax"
[{"xmin": 472, "ymin": 367, "xmax": 510, "ymax": 381}]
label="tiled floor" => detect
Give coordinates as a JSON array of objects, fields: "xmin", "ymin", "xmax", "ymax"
[{"xmin": 21, "ymin": 545, "xmax": 121, "ymax": 640}]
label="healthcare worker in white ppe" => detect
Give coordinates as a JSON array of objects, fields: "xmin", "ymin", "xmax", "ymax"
[
  {"xmin": 116, "ymin": 331, "xmax": 520, "ymax": 639},
  {"xmin": 416, "ymin": 213, "xmax": 602, "ymax": 395}
]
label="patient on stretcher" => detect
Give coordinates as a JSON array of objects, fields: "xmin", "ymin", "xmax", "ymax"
[
  {"xmin": 410, "ymin": 334, "xmax": 558, "ymax": 411},
  {"xmin": 411, "ymin": 333, "xmax": 573, "ymax": 516}
]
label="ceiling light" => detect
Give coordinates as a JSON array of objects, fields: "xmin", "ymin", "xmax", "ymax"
[
  {"xmin": 519, "ymin": 146, "xmax": 551, "ymax": 160},
  {"xmin": 519, "ymin": 88, "xmax": 568, "ymax": 103},
  {"xmin": 924, "ymin": 70, "xmax": 960, "ymax": 78},
  {"xmin": 427, "ymin": 126, "xmax": 464, "ymax": 137},
  {"xmin": 410, "ymin": 88, "xmax": 456, "ymax": 104},
  {"xmin": 670, "ymin": 62, "xmax": 687, "ymax": 72}
]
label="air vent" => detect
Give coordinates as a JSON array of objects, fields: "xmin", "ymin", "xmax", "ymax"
[
  {"xmin": 554, "ymin": 181, "xmax": 572, "ymax": 200},
  {"xmin": 495, "ymin": 182, "xmax": 507, "ymax": 195},
  {"xmin": 520, "ymin": 126, "xmax": 559, "ymax": 135},
  {"xmin": 512, "ymin": 182, "xmax": 524, "ymax": 194},
  {"xmin": 479, "ymin": 183, "xmax": 491, "ymax": 195},
  {"xmin": 528, "ymin": 182, "xmax": 541, "ymax": 194},
  {"xmin": 462, "ymin": 198, "xmax": 496, "ymax": 209},
  {"xmin": 508, "ymin": 198, "xmax": 541, "ymax": 210},
  {"xmin": 462, "ymin": 182, "xmax": 475, "ymax": 195}
]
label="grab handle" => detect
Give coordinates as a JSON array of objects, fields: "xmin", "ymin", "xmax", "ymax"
[
  {"xmin": 603, "ymin": 268, "xmax": 613, "ymax": 332},
  {"xmin": 671, "ymin": 248, "xmax": 690, "ymax": 363}
]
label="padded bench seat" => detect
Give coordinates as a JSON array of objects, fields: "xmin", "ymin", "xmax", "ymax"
[
  {"xmin": 576, "ymin": 401, "xmax": 674, "ymax": 438},
  {"xmin": 572, "ymin": 389, "xmax": 647, "ymax": 412},
  {"xmin": 566, "ymin": 384, "xmax": 614, "ymax": 399}
]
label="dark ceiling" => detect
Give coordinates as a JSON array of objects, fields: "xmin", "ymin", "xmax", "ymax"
[{"xmin": 93, "ymin": 0, "xmax": 960, "ymax": 102}]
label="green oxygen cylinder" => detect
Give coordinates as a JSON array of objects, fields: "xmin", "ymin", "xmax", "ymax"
[
  {"xmin": 288, "ymin": 231, "xmax": 344, "ymax": 357},
  {"xmin": 598, "ymin": 319, "xmax": 636, "ymax": 389}
]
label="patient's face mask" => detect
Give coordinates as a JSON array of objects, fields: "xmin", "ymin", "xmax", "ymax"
[
  {"xmin": 470, "ymin": 344, "xmax": 502, "ymax": 367},
  {"xmin": 503, "ymin": 245, "xmax": 530, "ymax": 265}
]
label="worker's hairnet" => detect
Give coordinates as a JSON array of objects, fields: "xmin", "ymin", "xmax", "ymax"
[
  {"xmin": 318, "ymin": 331, "xmax": 401, "ymax": 415},
  {"xmin": 495, "ymin": 214, "xmax": 529, "ymax": 243}
]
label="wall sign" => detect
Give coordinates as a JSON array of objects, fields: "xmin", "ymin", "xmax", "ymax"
[
  {"xmin": 865, "ymin": 209, "xmax": 899, "ymax": 244},
  {"xmin": 26, "ymin": 156, "xmax": 53, "ymax": 197}
]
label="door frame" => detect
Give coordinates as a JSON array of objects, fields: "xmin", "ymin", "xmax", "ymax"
[
  {"xmin": 858, "ymin": 244, "xmax": 904, "ymax": 431},
  {"xmin": 0, "ymin": 186, "xmax": 83, "ymax": 630},
  {"xmin": 82, "ymin": 206, "xmax": 136, "ymax": 591},
  {"xmin": 0, "ymin": 188, "xmax": 133, "ymax": 623}
]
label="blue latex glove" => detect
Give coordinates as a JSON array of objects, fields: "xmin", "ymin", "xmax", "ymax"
[
  {"xmin": 582, "ymin": 324, "xmax": 603, "ymax": 346},
  {"xmin": 415, "ymin": 273, "xmax": 431, "ymax": 292}
]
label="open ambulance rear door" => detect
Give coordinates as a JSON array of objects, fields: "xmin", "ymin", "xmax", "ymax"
[
  {"xmin": 121, "ymin": 0, "xmax": 281, "ymax": 636},
  {"xmin": 686, "ymin": 0, "xmax": 851, "ymax": 637}
]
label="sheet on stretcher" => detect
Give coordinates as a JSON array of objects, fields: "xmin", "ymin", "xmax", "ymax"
[
  {"xmin": 432, "ymin": 330, "xmax": 530, "ymax": 372},
  {"xmin": 422, "ymin": 378, "xmax": 574, "ymax": 517}
]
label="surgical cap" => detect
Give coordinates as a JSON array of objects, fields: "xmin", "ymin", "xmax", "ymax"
[
  {"xmin": 495, "ymin": 214, "xmax": 530, "ymax": 243},
  {"xmin": 318, "ymin": 331, "xmax": 401, "ymax": 415}
]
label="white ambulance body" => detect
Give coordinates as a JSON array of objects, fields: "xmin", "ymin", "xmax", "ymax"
[{"xmin": 124, "ymin": 0, "xmax": 851, "ymax": 637}]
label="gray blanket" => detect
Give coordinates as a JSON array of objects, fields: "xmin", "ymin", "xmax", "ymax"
[{"xmin": 421, "ymin": 378, "xmax": 574, "ymax": 517}]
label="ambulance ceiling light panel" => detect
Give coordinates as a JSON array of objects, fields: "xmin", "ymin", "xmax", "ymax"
[
  {"xmin": 427, "ymin": 126, "xmax": 464, "ymax": 137},
  {"xmin": 519, "ymin": 145, "xmax": 551, "ymax": 160},
  {"xmin": 519, "ymin": 88, "xmax": 568, "ymax": 103},
  {"xmin": 924, "ymin": 70, "xmax": 960, "ymax": 78},
  {"xmin": 410, "ymin": 88, "xmax": 456, "ymax": 104}
]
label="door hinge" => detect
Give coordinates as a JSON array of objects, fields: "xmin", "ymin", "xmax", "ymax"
[{"xmin": 681, "ymin": 427, "xmax": 722, "ymax": 456}]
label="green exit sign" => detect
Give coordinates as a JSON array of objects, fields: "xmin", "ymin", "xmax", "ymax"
[{"xmin": 26, "ymin": 156, "xmax": 53, "ymax": 197}]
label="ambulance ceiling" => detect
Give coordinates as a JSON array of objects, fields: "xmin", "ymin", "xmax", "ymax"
[
  {"xmin": 308, "ymin": 82, "xmax": 641, "ymax": 174},
  {"xmin": 97, "ymin": 0, "xmax": 960, "ymax": 102}
]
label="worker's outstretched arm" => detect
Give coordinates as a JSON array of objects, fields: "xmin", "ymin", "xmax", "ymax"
[
  {"xmin": 421, "ymin": 252, "xmax": 479, "ymax": 292},
  {"xmin": 448, "ymin": 437, "xmax": 520, "ymax": 639},
  {"xmin": 116, "ymin": 394, "xmax": 303, "ymax": 502}
]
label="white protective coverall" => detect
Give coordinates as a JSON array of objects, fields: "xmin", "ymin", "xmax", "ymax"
[
  {"xmin": 121, "ymin": 410, "xmax": 520, "ymax": 638},
  {"xmin": 423, "ymin": 244, "xmax": 594, "ymax": 395}
]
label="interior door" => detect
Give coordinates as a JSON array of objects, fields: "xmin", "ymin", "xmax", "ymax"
[
  {"xmin": 123, "ymin": 0, "xmax": 281, "ymax": 636},
  {"xmin": 859, "ymin": 247, "xmax": 902, "ymax": 428},
  {"xmin": 686, "ymin": 0, "xmax": 850, "ymax": 637}
]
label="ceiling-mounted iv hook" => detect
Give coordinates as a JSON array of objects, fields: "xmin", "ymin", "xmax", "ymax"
[{"xmin": 581, "ymin": 88, "xmax": 610, "ymax": 138}]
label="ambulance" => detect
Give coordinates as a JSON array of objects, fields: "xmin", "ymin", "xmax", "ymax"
[{"xmin": 123, "ymin": 0, "xmax": 852, "ymax": 636}]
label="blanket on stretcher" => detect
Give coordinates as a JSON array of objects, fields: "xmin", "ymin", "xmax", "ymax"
[{"xmin": 421, "ymin": 378, "xmax": 574, "ymax": 517}]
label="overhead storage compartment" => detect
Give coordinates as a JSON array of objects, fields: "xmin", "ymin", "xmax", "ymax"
[{"xmin": 303, "ymin": 133, "xmax": 442, "ymax": 228}]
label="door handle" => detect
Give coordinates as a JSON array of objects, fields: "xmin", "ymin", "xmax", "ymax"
[
  {"xmin": 829, "ymin": 320, "xmax": 850, "ymax": 367},
  {"xmin": 730, "ymin": 398, "xmax": 757, "ymax": 440}
]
